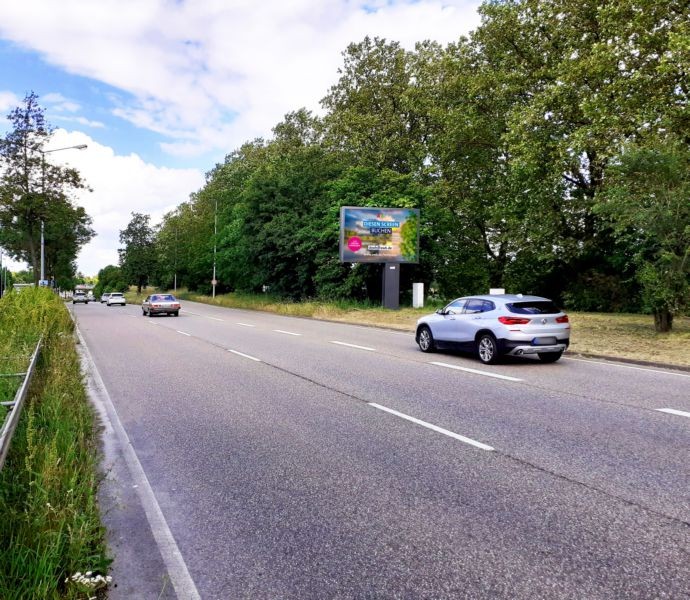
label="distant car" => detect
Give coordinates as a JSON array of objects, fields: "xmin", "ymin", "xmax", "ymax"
[
  {"xmin": 100, "ymin": 293, "xmax": 110, "ymax": 303},
  {"xmin": 72, "ymin": 291, "xmax": 89, "ymax": 304},
  {"xmin": 142, "ymin": 294, "xmax": 181, "ymax": 317},
  {"xmin": 415, "ymin": 294, "xmax": 570, "ymax": 364},
  {"xmin": 106, "ymin": 292, "xmax": 126, "ymax": 307}
]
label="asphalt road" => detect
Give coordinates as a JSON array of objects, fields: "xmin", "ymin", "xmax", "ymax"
[{"xmin": 71, "ymin": 299, "xmax": 690, "ymax": 599}]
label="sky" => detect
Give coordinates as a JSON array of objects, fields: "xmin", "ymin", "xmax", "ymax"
[{"xmin": 0, "ymin": 0, "xmax": 482, "ymax": 276}]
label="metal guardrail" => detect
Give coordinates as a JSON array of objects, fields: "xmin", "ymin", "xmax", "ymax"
[{"xmin": 0, "ymin": 338, "xmax": 42, "ymax": 471}]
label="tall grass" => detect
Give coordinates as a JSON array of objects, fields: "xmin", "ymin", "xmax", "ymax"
[{"xmin": 0, "ymin": 289, "xmax": 110, "ymax": 599}]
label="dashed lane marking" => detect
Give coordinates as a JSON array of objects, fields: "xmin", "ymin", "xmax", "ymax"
[
  {"xmin": 227, "ymin": 349, "xmax": 261, "ymax": 362},
  {"xmin": 430, "ymin": 361, "xmax": 523, "ymax": 382},
  {"xmin": 330, "ymin": 341, "xmax": 376, "ymax": 352},
  {"xmin": 656, "ymin": 408, "xmax": 690, "ymax": 419},
  {"xmin": 368, "ymin": 403, "xmax": 494, "ymax": 451}
]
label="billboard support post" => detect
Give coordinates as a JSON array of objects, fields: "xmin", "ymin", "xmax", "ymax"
[{"xmin": 382, "ymin": 263, "xmax": 400, "ymax": 310}]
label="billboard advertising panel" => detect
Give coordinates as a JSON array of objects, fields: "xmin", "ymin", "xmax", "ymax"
[{"xmin": 340, "ymin": 207, "xmax": 420, "ymax": 263}]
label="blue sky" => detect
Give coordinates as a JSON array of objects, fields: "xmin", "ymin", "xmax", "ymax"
[{"xmin": 0, "ymin": 0, "xmax": 482, "ymax": 275}]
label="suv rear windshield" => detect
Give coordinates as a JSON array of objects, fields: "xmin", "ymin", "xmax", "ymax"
[{"xmin": 507, "ymin": 301, "xmax": 560, "ymax": 315}]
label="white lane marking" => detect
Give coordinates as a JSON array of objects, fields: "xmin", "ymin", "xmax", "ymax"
[
  {"xmin": 330, "ymin": 341, "xmax": 376, "ymax": 352},
  {"xmin": 227, "ymin": 349, "xmax": 261, "ymax": 362},
  {"xmin": 208, "ymin": 316, "xmax": 224, "ymax": 322},
  {"xmin": 236, "ymin": 322, "xmax": 255, "ymax": 328},
  {"xmin": 369, "ymin": 403, "xmax": 494, "ymax": 451},
  {"xmin": 183, "ymin": 311, "xmax": 203, "ymax": 316},
  {"xmin": 564, "ymin": 356, "xmax": 690, "ymax": 378},
  {"xmin": 176, "ymin": 331, "xmax": 191, "ymax": 337},
  {"xmin": 273, "ymin": 329, "xmax": 302, "ymax": 336},
  {"xmin": 74, "ymin": 326, "xmax": 201, "ymax": 599},
  {"xmin": 430, "ymin": 362, "xmax": 523, "ymax": 382},
  {"xmin": 656, "ymin": 408, "xmax": 690, "ymax": 419}
]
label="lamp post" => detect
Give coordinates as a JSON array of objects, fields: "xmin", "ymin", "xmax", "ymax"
[
  {"xmin": 39, "ymin": 144, "xmax": 87, "ymax": 284},
  {"xmin": 212, "ymin": 197, "xmax": 217, "ymax": 298}
]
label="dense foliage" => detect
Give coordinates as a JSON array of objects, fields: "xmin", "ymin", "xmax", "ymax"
[
  {"xmin": 0, "ymin": 93, "xmax": 94, "ymax": 288},
  {"xmin": 148, "ymin": 2, "xmax": 687, "ymax": 329},
  {"xmin": 0, "ymin": 289, "xmax": 109, "ymax": 598}
]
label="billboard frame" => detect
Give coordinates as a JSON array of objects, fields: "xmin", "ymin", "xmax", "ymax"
[{"xmin": 339, "ymin": 206, "xmax": 420, "ymax": 264}]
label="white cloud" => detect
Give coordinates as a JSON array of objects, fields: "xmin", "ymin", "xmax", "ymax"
[
  {"xmin": 0, "ymin": 1, "xmax": 482, "ymax": 157},
  {"xmin": 47, "ymin": 129, "xmax": 205, "ymax": 276},
  {"xmin": 42, "ymin": 92, "xmax": 81, "ymax": 113},
  {"xmin": 0, "ymin": 91, "xmax": 21, "ymax": 113},
  {"xmin": 53, "ymin": 115, "xmax": 106, "ymax": 128}
]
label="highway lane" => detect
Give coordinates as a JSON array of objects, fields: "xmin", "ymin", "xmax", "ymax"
[
  {"xmin": 72, "ymin": 301, "xmax": 690, "ymax": 599},
  {"xmin": 141, "ymin": 301, "xmax": 690, "ymax": 521}
]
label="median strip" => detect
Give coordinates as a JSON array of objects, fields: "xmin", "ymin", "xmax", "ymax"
[
  {"xmin": 430, "ymin": 362, "xmax": 523, "ymax": 382},
  {"xmin": 330, "ymin": 341, "xmax": 376, "ymax": 352},
  {"xmin": 368, "ymin": 403, "xmax": 494, "ymax": 451},
  {"xmin": 656, "ymin": 408, "xmax": 690, "ymax": 419}
]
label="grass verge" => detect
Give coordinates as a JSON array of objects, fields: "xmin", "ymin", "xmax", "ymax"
[
  {"xmin": 0, "ymin": 289, "xmax": 110, "ymax": 599},
  {"xmin": 126, "ymin": 288, "xmax": 690, "ymax": 368}
]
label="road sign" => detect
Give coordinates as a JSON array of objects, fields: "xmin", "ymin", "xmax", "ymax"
[{"xmin": 211, "ymin": 279, "xmax": 217, "ymax": 285}]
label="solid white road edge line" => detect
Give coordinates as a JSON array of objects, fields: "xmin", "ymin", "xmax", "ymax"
[
  {"xmin": 176, "ymin": 331, "xmax": 191, "ymax": 337},
  {"xmin": 75, "ymin": 326, "xmax": 201, "ymax": 600},
  {"xmin": 656, "ymin": 408, "xmax": 690, "ymax": 419},
  {"xmin": 368, "ymin": 403, "xmax": 494, "ymax": 451},
  {"xmin": 330, "ymin": 341, "xmax": 376, "ymax": 352},
  {"xmin": 227, "ymin": 349, "xmax": 262, "ymax": 362},
  {"xmin": 430, "ymin": 361, "xmax": 523, "ymax": 382},
  {"xmin": 274, "ymin": 329, "xmax": 302, "ymax": 336}
]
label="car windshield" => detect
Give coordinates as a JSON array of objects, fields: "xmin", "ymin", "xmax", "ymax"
[
  {"xmin": 507, "ymin": 301, "xmax": 560, "ymax": 314},
  {"xmin": 152, "ymin": 295, "xmax": 176, "ymax": 301},
  {"xmin": 110, "ymin": 293, "xmax": 123, "ymax": 297}
]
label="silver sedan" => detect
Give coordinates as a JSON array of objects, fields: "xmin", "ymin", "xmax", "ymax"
[
  {"xmin": 142, "ymin": 294, "xmax": 181, "ymax": 317},
  {"xmin": 416, "ymin": 294, "xmax": 570, "ymax": 364}
]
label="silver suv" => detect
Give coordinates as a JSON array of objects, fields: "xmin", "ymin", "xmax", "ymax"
[{"xmin": 416, "ymin": 294, "xmax": 570, "ymax": 364}]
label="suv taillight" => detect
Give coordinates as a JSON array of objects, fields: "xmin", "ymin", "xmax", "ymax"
[
  {"xmin": 498, "ymin": 316, "xmax": 531, "ymax": 325},
  {"xmin": 556, "ymin": 315, "xmax": 569, "ymax": 323}
]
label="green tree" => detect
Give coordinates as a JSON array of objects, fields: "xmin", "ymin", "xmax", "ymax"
[
  {"xmin": 321, "ymin": 37, "xmax": 426, "ymax": 175},
  {"xmin": 94, "ymin": 264, "xmax": 127, "ymax": 298},
  {"xmin": 0, "ymin": 92, "xmax": 93, "ymax": 284},
  {"xmin": 597, "ymin": 140, "xmax": 689, "ymax": 331},
  {"xmin": 119, "ymin": 213, "xmax": 155, "ymax": 293}
]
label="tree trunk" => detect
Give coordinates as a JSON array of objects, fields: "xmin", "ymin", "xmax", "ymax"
[{"xmin": 653, "ymin": 308, "xmax": 673, "ymax": 332}]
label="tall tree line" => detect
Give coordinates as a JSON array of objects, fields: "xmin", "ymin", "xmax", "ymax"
[{"xmin": 147, "ymin": 0, "xmax": 687, "ymax": 330}]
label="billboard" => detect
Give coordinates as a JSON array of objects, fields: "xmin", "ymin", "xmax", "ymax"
[{"xmin": 340, "ymin": 207, "xmax": 420, "ymax": 263}]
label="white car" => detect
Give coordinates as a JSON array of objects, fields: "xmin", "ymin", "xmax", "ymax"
[
  {"xmin": 100, "ymin": 293, "xmax": 111, "ymax": 303},
  {"xmin": 416, "ymin": 294, "xmax": 570, "ymax": 364},
  {"xmin": 106, "ymin": 292, "xmax": 127, "ymax": 307}
]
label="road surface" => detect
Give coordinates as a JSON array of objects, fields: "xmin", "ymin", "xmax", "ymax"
[{"xmin": 71, "ymin": 300, "xmax": 690, "ymax": 599}]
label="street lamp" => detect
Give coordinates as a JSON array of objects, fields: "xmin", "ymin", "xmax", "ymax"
[
  {"xmin": 212, "ymin": 197, "xmax": 217, "ymax": 298},
  {"xmin": 39, "ymin": 144, "xmax": 87, "ymax": 284}
]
